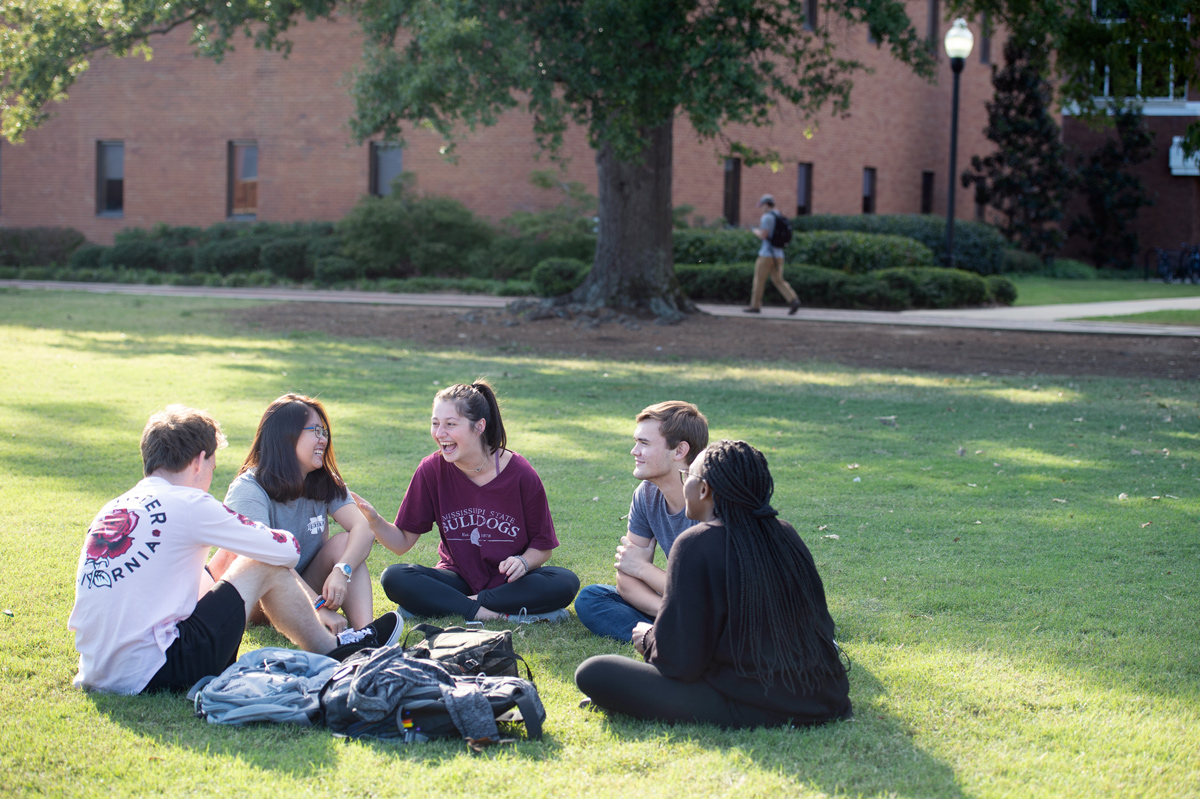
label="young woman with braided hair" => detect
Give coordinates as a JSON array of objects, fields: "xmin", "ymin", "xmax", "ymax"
[
  {"xmin": 575, "ymin": 440, "xmax": 851, "ymax": 727},
  {"xmin": 354, "ymin": 379, "xmax": 579, "ymax": 623}
]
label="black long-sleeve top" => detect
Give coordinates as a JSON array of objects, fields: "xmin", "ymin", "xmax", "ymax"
[{"xmin": 642, "ymin": 520, "xmax": 852, "ymax": 725}]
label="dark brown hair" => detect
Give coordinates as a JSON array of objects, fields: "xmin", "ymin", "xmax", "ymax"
[
  {"xmin": 433, "ymin": 379, "xmax": 507, "ymax": 454},
  {"xmin": 238, "ymin": 393, "xmax": 347, "ymax": 503},
  {"xmin": 141, "ymin": 405, "xmax": 227, "ymax": 476},
  {"xmin": 636, "ymin": 401, "xmax": 709, "ymax": 465}
]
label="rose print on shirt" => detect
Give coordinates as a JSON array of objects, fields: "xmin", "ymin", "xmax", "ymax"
[{"xmin": 80, "ymin": 509, "xmax": 139, "ymax": 589}]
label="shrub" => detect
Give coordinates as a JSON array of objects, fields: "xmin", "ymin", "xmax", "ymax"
[
  {"xmin": 261, "ymin": 239, "xmax": 313, "ymax": 281},
  {"xmin": 791, "ymin": 231, "xmax": 936, "ymax": 274},
  {"xmin": 480, "ymin": 231, "xmax": 597, "ymax": 281},
  {"xmin": 314, "ymin": 256, "xmax": 363, "ymax": 285},
  {"xmin": 673, "ymin": 228, "xmax": 759, "ymax": 265},
  {"xmin": 115, "ymin": 223, "xmax": 203, "ymax": 248},
  {"xmin": 794, "ymin": 214, "xmax": 1008, "ymax": 275},
  {"xmin": 876, "ymin": 267, "xmax": 990, "ymax": 308},
  {"xmin": 70, "ymin": 244, "xmax": 107, "ymax": 271},
  {"xmin": 986, "ymin": 275, "xmax": 1018, "ymax": 305},
  {"xmin": 222, "ymin": 270, "xmax": 277, "ymax": 288},
  {"xmin": 675, "ymin": 262, "xmax": 756, "ymax": 303},
  {"xmin": 1040, "ymin": 258, "xmax": 1097, "ymax": 280},
  {"xmin": 0, "ymin": 227, "xmax": 87, "ymax": 267},
  {"xmin": 195, "ymin": 236, "xmax": 270, "ymax": 275},
  {"xmin": 100, "ymin": 240, "xmax": 168, "ymax": 272},
  {"xmin": 531, "ymin": 257, "xmax": 590, "ymax": 297},
  {"xmin": 0, "ymin": 266, "xmax": 17, "ymax": 279},
  {"xmin": 163, "ymin": 247, "xmax": 196, "ymax": 274},
  {"xmin": 1003, "ymin": 249, "xmax": 1044, "ymax": 274}
]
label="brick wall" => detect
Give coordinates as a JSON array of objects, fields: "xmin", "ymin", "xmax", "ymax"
[{"xmin": 1, "ymin": 5, "xmax": 1000, "ymax": 246}]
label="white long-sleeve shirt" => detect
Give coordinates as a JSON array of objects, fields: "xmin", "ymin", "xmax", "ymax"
[{"xmin": 68, "ymin": 477, "xmax": 300, "ymax": 694}]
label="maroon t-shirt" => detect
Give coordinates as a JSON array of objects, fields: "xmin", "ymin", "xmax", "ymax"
[{"xmin": 394, "ymin": 451, "xmax": 559, "ymax": 593}]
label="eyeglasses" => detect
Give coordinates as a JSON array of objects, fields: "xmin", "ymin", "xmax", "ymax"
[
  {"xmin": 302, "ymin": 425, "xmax": 329, "ymax": 440},
  {"xmin": 679, "ymin": 468, "xmax": 700, "ymax": 485}
]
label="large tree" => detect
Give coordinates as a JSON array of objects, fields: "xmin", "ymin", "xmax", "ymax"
[{"xmin": 1, "ymin": 0, "xmax": 934, "ymax": 318}]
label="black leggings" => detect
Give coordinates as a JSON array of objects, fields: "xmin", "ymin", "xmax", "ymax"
[
  {"xmin": 380, "ymin": 563, "xmax": 579, "ymax": 621},
  {"xmin": 574, "ymin": 654, "xmax": 791, "ymax": 728}
]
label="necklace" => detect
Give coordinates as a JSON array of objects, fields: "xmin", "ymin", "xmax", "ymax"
[{"xmin": 467, "ymin": 452, "xmax": 491, "ymax": 473}]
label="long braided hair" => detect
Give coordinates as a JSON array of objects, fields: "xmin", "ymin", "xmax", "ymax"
[{"xmin": 700, "ymin": 439, "xmax": 843, "ymax": 692}]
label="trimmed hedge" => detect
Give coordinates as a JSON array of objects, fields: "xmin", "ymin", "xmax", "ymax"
[
  {"xmin": 261, "ymin": 238, "xmax": 313, "ymax": 281},
  {"xmin": 195, "ymin": 236, "xmax": 271, "ymax": 275},
  {"xmin": 0, "ymin": 227, "xmax": 87, "ymax": 267},
  {"xmin": 793, "ymin": 214, "xmax": 1008, "ymax": 275},
  {"xmin": 100, "ymin": 240, "xmax": 168, "ymax": 272},
  {"xmin": 673, "ymin": 228, "xmax": 760, "ymax": 265},
  {"xmin": 792, "ymin": 231, "xmax": 936, "ymax": 274},
  {"xmin": 314, "ymin": 256, "xmax": 363, "ymax": 285},
  {"xmin": 531, "ymin": 257, "xmax": 590, "ymax": 297}
]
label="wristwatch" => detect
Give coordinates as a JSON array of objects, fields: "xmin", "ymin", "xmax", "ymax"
[{"xmin": 333, "ymin": 562, "xmax": 353, "ymax": 582}]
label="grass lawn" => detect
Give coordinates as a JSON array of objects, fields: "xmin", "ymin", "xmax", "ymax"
[
  {"xmin": 1011, "ymin": 276, "xmax": 1200, "ymax": 307},
  {"xmin": 1080, "ymin": 309, "xmax": 1200, "ymax": 327},
  {"xmin": 1, "ymin": 288, "xmax": 1197, "ymax": 799}
]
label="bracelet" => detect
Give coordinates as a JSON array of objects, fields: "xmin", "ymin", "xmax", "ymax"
[
  {"xmin": 515, "ymin": 555, "xmax": 531, "ymax": 574},
  {"xmin": 635, "ymin": 627, "xmax": 649, "ymax": 651}
]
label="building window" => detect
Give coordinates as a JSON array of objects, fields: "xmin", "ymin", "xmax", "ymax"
[
  {"xmin": 803, "ymin": 0, "xmax": 818, "ymax": 31},
  {"xmin": 228, "ymin": 141, "xmax": 258, "ymax": 219},
  {"xmin": 96, "ymin": 141, "xmax": 124, "ymax": 217},
  {"xmin": 1090, "ymin": 0, "xmax": 1184, "ymax": 100},
  {"xmin": 920, "ymin": 170, "xmax": 935, "ymax": 214},
  {"xmin": 796, "ymin": 162, "xmax": 813, "ymax": 216},
  {"xmin": 979, "ymin": 14, "xmax": 992, "ymax": 65},
  {"xmin": 975, "ymin": 199, "xmax": 986, "ymax": 221},
  {"xmin": 926, "ymin": 0, "xmax": 940, "ymax": 54},
  {"xmin": 862, "ymin": 168, "xmax": 877, "ymax": 214},
  {"xmin": 369, "ymin": 143, "xmax": 404, "ymax": 196},
  {"xmin": 723, "ymin": 157, "xmax": 742, "ymax": 227}
]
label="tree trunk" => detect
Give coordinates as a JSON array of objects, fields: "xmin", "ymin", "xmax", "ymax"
[{"xmin": 569, "ymin": 120, "xmax": 694, "ymax": 321}]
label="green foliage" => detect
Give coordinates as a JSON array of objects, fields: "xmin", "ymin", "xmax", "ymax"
[
  {"xmin": 69, "ymin": 244, "xmax": 106, "ymax": 271},
  {"xmin": 985, "ymin": 275, "xmax": 1019, "ymax": 305},
  {"xmin": 1040, "ymin": 258, "xmax": 1099, "ymax": 280},
  {"xmin": 875, "ymin": 267, "xmax": 989, "ymax": 308},
  {"xmin": 962, "ymin": 32, "xmax": 1073, "ymax": 258},
  {"xmin": 0, "ymin": 226, "xmax": 87, "ymax": 267},
  {"xmin": 164, "ymin": 246, "xmax": 197, "ymax": 274},
  {"xmin": 482, "ymin": 171, "xmax": 599, "ymax": 280},
  {"xmin": 260, "ymin": 238, "xmax": 313, "ymax": 281},
  {"xmin": 793, "ymin": 231, "xmax": 936, "ymax": 274},
  {"xmin": 673, "ymin": 228, "xmax": 760, "ymax": 265},
  {"xmin": 794, "ymin": 214, "xmax": 1008, "ymax": 275},
  {"xmin": 531, "ymin": 257, "xmax": 590, "ymax": 298},
  {"xmin": 1070, "ymin": 107, "xmax": 1155, "ymax": 270},
  {"xmin": 338, "ymin": 174, "xmax": 495, "ymax": 279},
  {"xmin": 313, "ymin": 255, "xmax": 363, "ymax": 286},
  {"xmin": 194, "ymin": 236, "xmax": 270, "ymax": 275},
  {"xmin": 100, "ymin": 240, "xmax": 168, "ymax": 272},
  {"xmin": 1003, "ymin": 249, "xmax": 1044, "ymax": 274}
]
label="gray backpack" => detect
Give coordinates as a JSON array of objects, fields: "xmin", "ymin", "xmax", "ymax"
[{"xmin": 188, "ymin": 647, "xmax": 340, "ymax": 726}]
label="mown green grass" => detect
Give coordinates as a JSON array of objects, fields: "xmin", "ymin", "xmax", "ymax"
[
  {"xmin": 1012, "ymin": 276, "xmax": 1200, "ymax": 306},
  {"xmin": 1, "ymin": 288, "xmax": 1198, "ymax": 798},
  {"xmin": 1081, "ymin": 309, "xmax": 1200, "ymax": 327}
]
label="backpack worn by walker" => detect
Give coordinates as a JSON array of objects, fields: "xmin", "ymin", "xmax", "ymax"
[
  {"xmin": 320, "ymin": 645, "xmax": 545, "ymax": 748},
  {"xmin": 188, "ymin": 647, "xmax": 340, "ymax": 726},
  {"xmin": 402, "ymin": 622, "xmax": 525, "ymax": 678},
  {"xmin": 768, "ymin": 211, "xmax": 793, "ymax": 249}
]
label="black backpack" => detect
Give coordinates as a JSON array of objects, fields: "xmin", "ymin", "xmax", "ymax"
[
  {"xmin": 320, "ymin": 646, "xmax": 545, "ymax": 748},
  {"xmin": 402, "ymin": 623, "xmax": 524, "ymax": 678},
  {"xmin": 768, "ymin": 211, "xmax": 793, "ymax": 249}
]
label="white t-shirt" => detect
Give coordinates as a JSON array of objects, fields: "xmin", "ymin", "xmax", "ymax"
[{"xmin": 68, "ymin": 477, "xmax": 300, "ymax": 694}]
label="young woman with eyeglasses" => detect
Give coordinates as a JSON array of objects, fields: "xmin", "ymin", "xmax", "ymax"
[
  {"xmin": 354, "ymin": 379, "xmax": 579, "ymax": 623},
  {"xmin": 208, "ymin": 393, "xmax": 376, "ymax": 634},
  {"xmin": 575, "ymin": 439, "xmax": 852, "ymax": 727}
]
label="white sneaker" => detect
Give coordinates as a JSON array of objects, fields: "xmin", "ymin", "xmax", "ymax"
[{"xmin": 507, "ymin": 607, "xmax": 570, "ymax": 624}]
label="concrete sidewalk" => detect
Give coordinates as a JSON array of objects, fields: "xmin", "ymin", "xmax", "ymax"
[{"xmin": 4, "ymin": 279, "xmax": 1200, "ymax": 337}]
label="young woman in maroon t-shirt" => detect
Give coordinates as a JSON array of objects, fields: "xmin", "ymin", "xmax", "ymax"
[{"xmin": 355, "ymin": 379, "xmax": 579, "ymax": 623}]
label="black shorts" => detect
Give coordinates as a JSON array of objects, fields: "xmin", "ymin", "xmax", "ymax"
[{"xmin": 142, "ymin": 580, "xmax": 246, "ymax": 693}]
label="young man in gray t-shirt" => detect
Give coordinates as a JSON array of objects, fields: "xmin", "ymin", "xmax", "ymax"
[{"xmin": 575, "ymin": 401, "xmax": 709, "ymax": 641}]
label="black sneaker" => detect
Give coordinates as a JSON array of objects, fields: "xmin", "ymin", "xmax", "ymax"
[
  {"xmin": 328, "ymin": 610, "xmax": 402, "ymax": 660},
  {"xmin": 788, "ymin": 298, "xmax": 802, "ymax": 315},
  {"xmin": 742, "ymin": 307, "xmax": 761, "ymax": 314}
]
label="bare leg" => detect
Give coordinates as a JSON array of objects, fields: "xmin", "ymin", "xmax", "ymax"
[
  {"xmin": 220, "ymin": 556, "xmax": 338, "ymax": 655},
  {"xmin": 302, "ymin": 532, "xmax": 374, "ymax": 630}
]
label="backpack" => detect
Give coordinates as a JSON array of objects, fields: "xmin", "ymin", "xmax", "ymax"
[
  {"xmin": 768, "ymin": 211, "xmax": 793, "ymax": 249},
  {"xmin": 320, "ymin": 645, "xmax": 545, "ymax": 748},
  {"xmin": 402, "ymin": 623, "xmax": 524, "ymax": 678},
  {"xmin": 187, "ymin": 647, "xmax": 340, "ymax": 726}
]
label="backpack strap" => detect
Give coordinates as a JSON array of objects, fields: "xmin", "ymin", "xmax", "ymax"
[{"xmin": 401, "ymin": 622, "xmax": 447, "ymax": 648}]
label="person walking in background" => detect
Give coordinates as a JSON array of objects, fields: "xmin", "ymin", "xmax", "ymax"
[{"xmin": 744, "ymin": 194, "xmax": 802, "ymax": 315}]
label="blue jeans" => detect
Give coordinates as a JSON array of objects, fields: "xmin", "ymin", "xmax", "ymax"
[{"xmin": 574, "ymin": 584, "xmax": 654, "ymax": 643}]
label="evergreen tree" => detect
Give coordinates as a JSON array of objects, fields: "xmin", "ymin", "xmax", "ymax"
[
  {"xmin": 962, "ymin": 33, "xmax": 1072, "ymax": 260},
  {"xmin": 1070, "ymin": 107, "xmax": 1155, "ymax": 270}
]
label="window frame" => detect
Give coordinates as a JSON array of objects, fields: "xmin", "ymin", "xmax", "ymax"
[
  {"xmin": 95, "ymin": 140, "xmax": 125, "ymax": 218},
  {"xmin": 862, "ymin": 167, "xmax": 877, "ymax": 215},
  {"xmin": 796, "ymin": 162, "xmax": 813, "ymax": 216},
  {"xmin": 369, "ymin": 142, "xmax": 404, "ymax": 197},
  {"xmin": 723, "ymin": 157, "xmax": 742, "ymax": 227},
  {"xmin": 227, "ymin": 140, "xmax": 259, "ymax": 221}
]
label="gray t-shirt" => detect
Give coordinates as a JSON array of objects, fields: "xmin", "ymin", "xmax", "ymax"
[
  {"xmin": 627, "ymin": 480, "xmax": 694, "ymax": 559},
  {"xmin": 757, "ymin": 211, "xmax": 785, "ymax": 259},
  {"xmin": 223, "ymin": 470, "xmax": 353, "ymax": 574}
]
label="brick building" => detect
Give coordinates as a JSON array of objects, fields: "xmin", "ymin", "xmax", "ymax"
[{"xmin": 5, "ymin": 5, "xmax": 1146, "ymax": 259}]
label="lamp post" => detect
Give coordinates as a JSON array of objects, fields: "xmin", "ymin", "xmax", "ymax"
[{"xmin": 943, "ymin": 18, "xmax": 974, "ymax": 270}]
